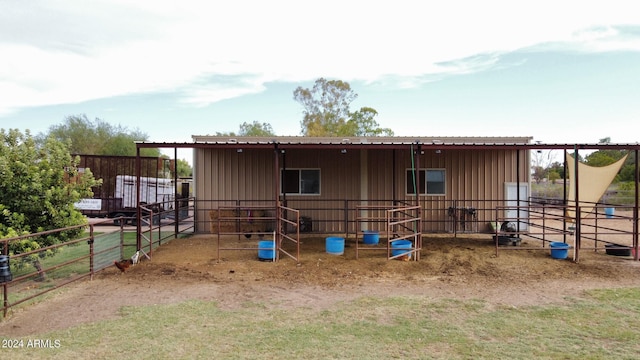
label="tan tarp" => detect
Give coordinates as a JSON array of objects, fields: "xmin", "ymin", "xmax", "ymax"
[{"xmin": 566, "ymin": 152, "xmax": 627, "ymax": 220}]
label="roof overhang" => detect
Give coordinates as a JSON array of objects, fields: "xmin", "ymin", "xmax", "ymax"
[{"xmin": 135, "ymin": 136, "xmax": 640, "ymax": 151}]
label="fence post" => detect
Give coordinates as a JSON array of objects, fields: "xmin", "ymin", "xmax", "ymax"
[
  {"xmin": 344, "ymin": 200, "xmax": 349, "ymax": 236},
  {"xmin": 2, "ymin": 282, "xmax": 6, "ymax": 318},
  {"xmin": 575, "ymin": 207, "xmax": 581, "ymax": 263},
  {"xmin": 2, "ymin": 240, "xmax": 7, "ymax": 317},
  {"xmin": 120, "ymin": 226, "xmax": 124, "ymax": 261},
  {"xmin": 89, "ymin": 224, "xmax": 95, "ymax": 280},
  {"xmin": 149, "ymin": 209, "xmax": 154, "ymax": 257}
]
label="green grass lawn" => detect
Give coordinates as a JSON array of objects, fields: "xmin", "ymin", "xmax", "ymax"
[{"xmin": 4, "ymin": 288, "xmax": 640, "ymax": 359}]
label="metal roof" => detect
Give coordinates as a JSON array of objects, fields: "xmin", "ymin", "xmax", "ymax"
[
  {"xmin": 190, "ymin": 135, "xmax": 534, "ymax": 145},
  {"xmin": 135, "ymin": 135, "xmax": 640, "ymax": 151}
]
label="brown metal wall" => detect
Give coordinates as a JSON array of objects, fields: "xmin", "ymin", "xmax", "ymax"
[
  {"xmin": 364, "ymin": 148, "xmax": 525, "ymax": 196},
  {"xmin": 196, "ymin": 148, "xmax": 275, "ymax": 200},
  {"xmin": 194, "ymin": 147, "xmax": 529, "ymax": 233},
  {"xmin": 281, "ymin": 149, "xmax": 361, "ymax": 233},
  {"xmin": 361, "ymin": 148, "xmax": 529, "ymax": 232},
  {"xmin": 363, "ymin": 148, "xmax": 528, "ymax": 232}
]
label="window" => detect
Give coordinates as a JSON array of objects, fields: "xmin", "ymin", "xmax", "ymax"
[
  {"xmin": 281, "ymin": 169, "xmax": 320, "ymax": 195},
  {"xmin": 406, "ymin": 169, "xmax": 445, "ymax": 195}
]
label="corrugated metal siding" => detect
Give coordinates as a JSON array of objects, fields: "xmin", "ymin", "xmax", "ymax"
[
  {"xmin": 367, "ymin": 149, "xmax": 395, "ymax": 200},
  {"xmin": 195, "ymin": 148, "xmax": 277, "ymax": 232},
  {"xmin": 283, "ymin": 149, "xmax": 361, "ymax": 233},
  {"xmin": 196, "ymin": 149, "xmax": 275, "ymax": 200},
  {"xmin": 195, "ymin": 147, "xmax": 528, "ymax": 234},
  {"xmin": 363, "ymin": 148, "xmax": 527, "ymax": 232}
]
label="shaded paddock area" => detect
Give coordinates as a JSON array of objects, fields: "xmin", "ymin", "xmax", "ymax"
[
  {"xmin": 3, "ymin": 233, "xmax": 640, "ymax": 338},
  {"xmin": 182, "ymin": 233, "xmax": 640, "ymax": 287}
]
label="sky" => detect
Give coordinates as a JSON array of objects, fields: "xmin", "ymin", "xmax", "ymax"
[{"xmin": 2, "ymin": 1, "xmax": 640, "ymax": 162}]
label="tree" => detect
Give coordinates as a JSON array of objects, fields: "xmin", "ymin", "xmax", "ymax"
[
  {"xmin": 585, "ymin": 137, "xmax": 626, "ymax": 166},
  {"xmin": 45, "ymin": 114, "xmax": 161, "ymax": 157},
  {"xmin": 293, "ymin": 78, "xmax": 393, "ymax": 137},
  {"xmin": 548, "ymin": 161, "xmax": 565, "ymax": 180},
  {"xmin": 531, "ymin": 165, "xmax": 547, "ymax": 184},
  {"xmin": 343, "ymin": 107, "xmax": 393, "ymax": 137},
  {"xmin": 1, "ymin": 129, "xmax": 100, "ymax": 269},
  {"xmin": 568, "ymin": 151, "xmax": 585, "ymax": 162},
  {"xmin": 176, "ymin": 158, "xmax": 192, "ymax": 177},
  {"xmin": 548, "ymin": 170, "xmax": 561, "ymax": 184},
  {"xmin": 582, "ymin": 137, "xmax": 630, "ymax": 182},
  {"xmin": 216, "ymin": 121, "xmax": 277, "ymax": 137},
  {"xmin": 238, "ymin": 121, "xmax": 275, "ymax": 136},
  {"xmin": 618, "ymin": 161, "xmax": 636, "ymax": 183},
  {"xmin": 531, "ymin": 150, "xmax": 557, "ymax": 183},
  {"xmin": 584, "ymin": 151, "xmax": 618, "ymax": 167},
  {"xmin": 44, "ymin": 114, "xmax": 191, "ymax": 182}
]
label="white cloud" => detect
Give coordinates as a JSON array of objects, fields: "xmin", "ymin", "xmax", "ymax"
[
  {"xmin": 179, "ymin": 76, "xmax": 268, "ymax": 107},
  {"xmin": 1, "ymin": 0, "xmax": 639, "ymax": 115}
]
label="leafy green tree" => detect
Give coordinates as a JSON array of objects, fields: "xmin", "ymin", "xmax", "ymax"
[
  {"xmin": 176, "ymin": 158, "xmax": 192, "ymax": 177},
  {"xmin": 548, "ymin": 170, "xmax": 561, "ymax": 184},
  {"xmin": 294, "ymin": 78, "xmax": 355, "ymax": 136},
  {"xmin": 567, "ymin": 151, "xmax": 585, "ymax": 162},
  {"xmin": 343, "ymin": 107, "xmax": 393, "ymax": 136},
  {"xmin": 581, "ymin": 137, "xmax": 631, "ymax": 182},
  {"xmin": 618, "ymin": 163, "xmax": 636, "ymax": 183},
  {"xmin": 585, "ymin": 151, "xmax": 618, "ymax": 167},
  {"xmin": 548, "ymin": 161, "xmax": 565, "ymax": 180},
  {"xmin": 585, "ymin": 137, "xmax": 626, "ymax": 165},
  {"xmin": 101, "ymin": 133, "xmax": 146, "ymax": 156},
  {"xmin": 293, "ymin": 78, "xmax": 393, "ymax": 136},
  {"xmin": 531, "ymin": 165, "xmax": 547, "ymax": 184},
  {"xmin": 216, "ymin": 121, "xmax": 276, "ymax": 137},
  {"xmin": 238, "ymin": 121, "xmax": 275, "ymax": 136},
  {"xmin": 1, "ymin": 129, "xmax": 100, "ymax": 267},
  {"xmin": 45, "ymin": 114, "xmax": 161, "ymax": 157}
]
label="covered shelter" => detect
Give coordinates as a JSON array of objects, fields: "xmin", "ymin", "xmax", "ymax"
[{"xmin": 135, "ymin": 136, "xmax": 640, "ymax": 263}]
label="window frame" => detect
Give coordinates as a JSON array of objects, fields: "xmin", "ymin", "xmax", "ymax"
[
  {"xmin": 406, "ymin": 168, "xmax": 446, "ymax": 196},
  {"xmin": 280, "ymin": 168, "xmax": 321, "ymax": 196}
]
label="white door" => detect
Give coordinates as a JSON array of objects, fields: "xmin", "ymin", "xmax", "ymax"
[{"xmin": 504, "ymin": 182, "xmax": 529, "ymax": 231}]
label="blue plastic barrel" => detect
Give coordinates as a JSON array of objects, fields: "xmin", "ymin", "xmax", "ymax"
[
  {"xmin": 0, "ymin": 255, "xmax": 12, "ymax": 283},
  {"xmin": 549, "ymin": 241, "xmax": 569, "ymax": 259},
  {"xmin": 391, "ymin": 240, "xmax": 413, "ymax": 258},
  {"xmin": 363, "ymin": 230, "xmax": 380, "ymax": 245},
  {"xmin": 326, "ymin": 237, "xmax": 345, "ymax": 255},
  {"xmin": 258, "ymin": 240, "xmax": 275, "ymax": 261},
  {"xmin": 604, "ymin": 207, "xmax": 615, "ymax": 218}
]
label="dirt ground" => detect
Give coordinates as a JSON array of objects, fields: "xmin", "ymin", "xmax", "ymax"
[{"xmin": 2, "ymin": 232, "xmax": 640, "ymax": 337}]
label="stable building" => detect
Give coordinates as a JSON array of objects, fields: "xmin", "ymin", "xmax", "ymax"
[{"xmin": 190, "ymin": 136, "xmax": 532, "ymax": 235}]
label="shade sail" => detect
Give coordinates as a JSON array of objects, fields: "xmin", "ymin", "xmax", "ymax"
[{"xmin": 566, "ymin": 152, "xmax": 627, "ymax": 219}]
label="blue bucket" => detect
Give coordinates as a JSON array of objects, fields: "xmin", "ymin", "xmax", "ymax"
[
  {"xmin": 391, "ymin": 240, "xmax": 413, "ymax": 258},
  {"xmin": 363, "ymin": 230, "xmax": 379, "ymax": 245},
  {"xmin": 549, "ymin": 241, "xmax": 570, "ymax": 260},
  {"xmin": 605, "ymin": 207, "xmax": 615, "ymax": 218},
  {"xmin": 326, "ymin": 237, "xmax": 345, "ymax": 255},
  {"xmin": 258, "ymin": 240, "xmax": 275, "ymax": 261}
]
